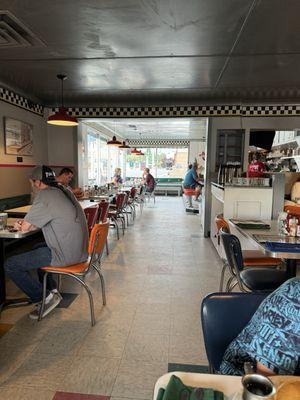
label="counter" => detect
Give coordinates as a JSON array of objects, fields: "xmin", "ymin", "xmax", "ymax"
[{"xmin": 210, "ymin": 178, "xmax": 284, "ymax": 257}]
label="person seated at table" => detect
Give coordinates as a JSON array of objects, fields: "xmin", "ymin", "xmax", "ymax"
[
  {"xmin": 4, "ymin": 165, "xmax": 89, "ymax": 320},
  {"xmin": 56, "ymin": 167, "xmax": 84, "ymax": 198},
  {"xmin": 142, "ymin": 167, "xmax": 156, "ymax": 193},
  {"xmin": 183, "ymin": 162, "xmax": 202, "ymax": 201},
  {"xmin": 113, "ymin": 168, "xmax": 123, "ymax": 187},
  {"xmin": 220, "ymin": 277, "xmax": 300, "ymax": 376}
]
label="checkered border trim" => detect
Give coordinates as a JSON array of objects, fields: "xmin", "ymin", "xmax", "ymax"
[
  {"xmin": 0, "ymin": 87, "xmax": 43, "ymax": 115},
  {"xmin": 52, "ymin": 104, "xmax": 300, "ymax": 117},
  {"xmin": 128, "ymin": 139, "xmax": 189, "ymax": 147}
]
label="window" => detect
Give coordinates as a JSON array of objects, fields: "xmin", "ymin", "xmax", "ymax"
[
  {"xmin": 156, "ymin": 148, "xmax": 188, "ymax": 178},
  {"xmin": 87, "ymin": 131, "xmax": 100, "ymax": 186},
  {"xmin": 125, "ymin": 147, "xmax": 188, "ymax": 179}
]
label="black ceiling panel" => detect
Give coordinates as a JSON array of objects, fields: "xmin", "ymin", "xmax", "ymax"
[{"xmin": 0, "ymin": 0, "xmax": 299, "ymax": 105}]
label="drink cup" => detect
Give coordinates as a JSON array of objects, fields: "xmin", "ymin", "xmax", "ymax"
[
  {"xmin": 0, "ymin": 213, "xmax": 8, "ymax": 230},
  {"xmin": 242, "ymin": 374, "xmax": 276, "ymax": 400}
]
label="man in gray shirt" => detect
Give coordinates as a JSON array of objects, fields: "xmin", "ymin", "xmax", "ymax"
[{"xmin": 5, "ymin": 166, "xmax": 89, "ymax": 319}]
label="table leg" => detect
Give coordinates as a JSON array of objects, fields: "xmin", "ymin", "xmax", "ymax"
[
  {"xmin": 0, "ymin": 238, "xmax": 6, "ymax": 312},
  {"xmin": 285, "ymin": 259, "xmax": 297, "ymax": 279}
]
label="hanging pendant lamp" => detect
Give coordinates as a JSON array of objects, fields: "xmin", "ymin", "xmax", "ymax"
[
  {"xmin": 107, "ymin": 120, "xmax": 122, "ymax": 146},
  {"xmin": 131, "ymin": 147, "xmax": 141, "ymax": 154},
  {"xmin": 47, "ymin": 74, "xmax": 78, "ymax": 126},
  {"xmin": 119, "ymin": 140, "xmax": 130, "ymax": 149},
  {"xmin": 107, "ymin": 136, "xmax": 122, "ymax": 146}
]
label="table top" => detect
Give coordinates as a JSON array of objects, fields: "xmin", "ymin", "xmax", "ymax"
[
  {"xmin": 5, "ymin": 199, "xmax": 104, "ymax": 216},
  {"xmin": 153, "ymin": 372, "xmax": 299, "ymax": 400},
  {"xmin": 5, "ymin": 205, "xmax": 32, "ymax": 214},
  {"xmin": 0, "ymin": 218, "xmax": 38, "ymax": 239},
  {"xmin": 229, "ymin": 219, "xmax": 300, "ymax": 259}
]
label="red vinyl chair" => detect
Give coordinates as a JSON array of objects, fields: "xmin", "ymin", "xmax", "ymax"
[
  {"xmin": 84, "ymin": 205, "xmax": 99, "ymax": 234},
  {"xmin": 97, "ymin": 200, "xmax": 110, "ymax": 255}
]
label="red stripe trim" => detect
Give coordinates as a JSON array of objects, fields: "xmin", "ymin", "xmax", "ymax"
[{"xmin": 0, "ymin": 164, "xmax": 74, "ymax": 168}]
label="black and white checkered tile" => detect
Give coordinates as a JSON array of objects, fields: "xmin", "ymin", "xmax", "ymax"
[
  {"xmin": 128, "ymin": 139, "xmax": 189, "ymax": 147},
  {"xmin": 0, "ymin": 88, "xmax": 43, "ymax": 115},
  {"xmin": 51, "ymin": 104, "xmax": 300, "ymax": 118},
  {"xmin": 2, "ymin": 85, "xmax": 300, "ymax": 118}
]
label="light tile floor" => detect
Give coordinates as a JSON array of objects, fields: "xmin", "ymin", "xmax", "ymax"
[{"xmin": 0, "ymin": 197, "xmax": 223, "ymax": 400}]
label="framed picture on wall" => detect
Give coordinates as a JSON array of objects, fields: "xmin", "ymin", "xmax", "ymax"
[{"xmin": 4, "ymin": 117, "xmax": 33, "ymax": 156}]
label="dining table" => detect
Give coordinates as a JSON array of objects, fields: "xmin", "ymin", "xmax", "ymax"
[
  {"xmin": 229, "ymin": 219, "xmax": 299, "ymax": 278},
  {"xmin": 153, "ymin": 372, "xmax": 299, "ymax": 400},
  {"xmin": 5, "ymin": 198, "xmax": 107, "ymax": 218},
  {"xmin": 0, "ymin": 218, "xmax": 40, "ymax": 313}
]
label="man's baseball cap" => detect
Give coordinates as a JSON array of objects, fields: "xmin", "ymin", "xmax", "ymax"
[{"xmin": 29, "ymin": 165, "xmax": 56, "ymax": 185}]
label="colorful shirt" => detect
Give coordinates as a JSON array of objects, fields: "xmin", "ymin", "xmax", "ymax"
[{"xmin": 220, "ymin": 278, "xmax": 300, "ymax": 375}]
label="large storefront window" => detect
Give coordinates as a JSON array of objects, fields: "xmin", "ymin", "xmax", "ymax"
[
  {"xmin": 87, "ymin": 131, "xmax": 100, "ymax": 186},
  {"xmin": 125, "ymin": 147, "xmax": 188, "ymax": 179}
]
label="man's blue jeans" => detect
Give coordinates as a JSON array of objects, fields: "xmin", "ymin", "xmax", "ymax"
[{"xmin": 4, "ymin": 246, "xmax": 57, "ymax": 303}]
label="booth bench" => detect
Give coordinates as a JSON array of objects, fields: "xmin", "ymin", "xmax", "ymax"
[{"xmin": 155, "ymin": 178, "xmax": 183, "ymax": 196}]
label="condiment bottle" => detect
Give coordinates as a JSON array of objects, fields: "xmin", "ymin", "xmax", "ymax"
[{"xmin": 289, "ymin": 217, "xmax": 297, "ymax": 237}]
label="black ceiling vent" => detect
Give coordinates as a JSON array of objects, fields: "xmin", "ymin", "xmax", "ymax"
[{"xmin": 0, "ymin": 10, "xmax": 45, "ymax": 48}]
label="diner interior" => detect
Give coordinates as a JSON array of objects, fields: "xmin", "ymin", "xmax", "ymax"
[{"xmin": 0, "ymin": 1, "xmax": 299, "ymax": 400}]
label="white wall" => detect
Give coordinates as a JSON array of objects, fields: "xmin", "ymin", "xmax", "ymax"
[
  {"xmin": 0, "ymin": 101, "xmax": 48, "ymax": 198},
  {"xmin": 47, "ymin": 124, "xmax": 78, "ymax": 182}
]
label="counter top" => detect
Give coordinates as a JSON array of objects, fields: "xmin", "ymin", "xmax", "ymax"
[{"xmin": 211, "ymin": 182, "xmax": 271, "ymax": 189}]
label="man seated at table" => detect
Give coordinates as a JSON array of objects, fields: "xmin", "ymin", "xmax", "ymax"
[
  {"xmin": 183, "ymin": 162, "xmax": 202, "ymax": 201},
  {"xmin": 56, "ymin": 167, "xmax": 84, "ymax": 198},
  {"xmin": 220, "ymin": 277, "xmax": 300, "ymax": 376},
  {"xmin": 142, "ymin": 167, "xmax": 156, "ymax": 193},
  {"xmin": 4, "ymin": 165, "xmax": 89, "ymax": 320}
]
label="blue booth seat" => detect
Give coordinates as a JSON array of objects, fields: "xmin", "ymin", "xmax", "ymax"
[{"xmin": 201, "ymin": 292, "xmax": 267, "ymax": 373}]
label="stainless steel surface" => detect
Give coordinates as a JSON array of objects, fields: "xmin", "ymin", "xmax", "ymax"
[
  {"xmin": 1, "ymin": 1, "xmax": 300, "ymax": 105},
  {"xmin": 242, "ymin": 374, "xmax": 276, "ymax": 400},
  {"xmin": 229, "ymin": 219, "xmax": 300, "ymax": 259}
]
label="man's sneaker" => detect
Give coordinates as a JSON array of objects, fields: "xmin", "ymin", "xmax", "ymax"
[
  {"xmin": 29, "ymin": 292, "xmax": 62, "ymax": 320},
  {"xmin": 51, "ymin": 288, "xmax": 63, "ymax": 300}
]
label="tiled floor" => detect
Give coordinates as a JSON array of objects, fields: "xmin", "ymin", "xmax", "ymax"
[{"xmin": 0, "ymin": 197, "xmax": 222, "ymax": 400}]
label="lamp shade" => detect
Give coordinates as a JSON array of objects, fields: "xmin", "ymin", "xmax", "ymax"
[
  {"xmin": 47, "ymin": 107, "xmax": 78, "ymax": 126},
  {"xmin": 119, "ymin": 141, "xmax": 130, "ymax": 149},
  {"xmin": 107, "ymin": 136, "xmax": 122, "ymax": 146},
  {"xmin": 131, "ymin": 147, "xmax": 141, "ymax": 154}
]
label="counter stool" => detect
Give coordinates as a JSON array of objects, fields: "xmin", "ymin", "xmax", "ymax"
[
  {"xmin": 183, "ymin": 188, "xmax": 196, "ymax": 208},
  {"xmin": 38, "ymin": 222, "xmax": 109, "ymax": 326}
]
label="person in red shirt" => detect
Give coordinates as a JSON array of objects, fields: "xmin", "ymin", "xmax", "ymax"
[{"xmin": 247, "ymin": 154, "xmax": 266, "ymax": 178}]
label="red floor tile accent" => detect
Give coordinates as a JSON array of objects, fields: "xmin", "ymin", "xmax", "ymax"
[
  {"xmin": 53, "ymin": 392, "xmax": 110, "ymax": 400},
  {"xmin": 147, "ymin": 265, "xmax": 173, "ymax": 274}
]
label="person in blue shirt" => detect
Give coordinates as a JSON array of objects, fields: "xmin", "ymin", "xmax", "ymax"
[
  {"xmin": 183, "ymin": 163, "xmax": 202, "ymax": 201},
  {"xmin": 220, "ymin": 278, "xmax": 300, "ymax": 376}
]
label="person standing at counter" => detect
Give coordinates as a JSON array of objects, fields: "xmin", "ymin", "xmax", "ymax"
[
  {"xmin": 247, "ymin": 153, "xmax": 266, "ymax": 178},
  {"xmin": 4, "ymin": 165, "xmax": 89, "ymax": 320}
]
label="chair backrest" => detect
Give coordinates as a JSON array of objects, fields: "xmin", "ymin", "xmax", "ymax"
[
  {"xmin": 97, "ymin": 201, "xmax": 109, "ymax": 223},
  {"xmin": 84, "ymin": 205, "xmax": 99, "ymax": 233},
  {"xmin": 130, "ymin": 187, "xmax": 137, "ymax": 198},
  {"xmin": 88, "ymin": 222, "xmax": 109, "ymax": 257},
  {"xmin": 215, "ymin": 215, "xmax": 230, "ymax": 234},
  {"xmin": 201, "ymin": 292, "xmax": 267, "ymax": 372},
  {"xmin": 115, "ymin": 192, "xmax": 126, "ymax": 211},
  {"xmin": 220, "ymin": 229, "xmax": 245, "ymax": 273}
]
